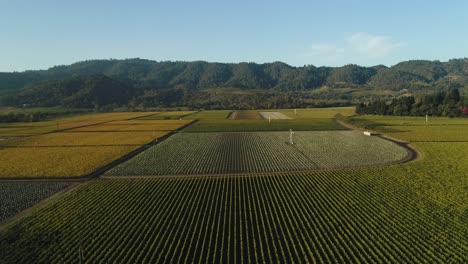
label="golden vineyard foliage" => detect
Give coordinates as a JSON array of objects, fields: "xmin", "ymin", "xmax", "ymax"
[
  {"xmin": 1, "ymin": 131, "xmax": 170, "ymax": 147},
  {"xmin": 0, "ymin": 112, "xmax": 192, "ymax": 178},
  {"xmin": 0, "ymin": 146, "xmax": 139, "ymax": 178},
  {"xmin": 136, "ymin": 111, "xmax": 197, "ymax": 120},
  {"xmin": 69, "ymin": 120, "xmax": 192, "ymax": 132}
]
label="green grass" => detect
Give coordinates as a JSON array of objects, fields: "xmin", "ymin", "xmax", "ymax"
[{"xmin": 106, "ymin": 131, "xmax": 408, "ymax": 176}]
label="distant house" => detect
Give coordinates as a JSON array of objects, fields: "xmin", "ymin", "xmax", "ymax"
[{"xmin": 21, "ymin": 103, "xmax": 30, "ymax": 108}]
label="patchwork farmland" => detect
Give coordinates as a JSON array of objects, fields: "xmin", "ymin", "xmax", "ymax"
[
  {"xmin": 0, "ymin": 107, "xmax": 466, "ymax": 263},
  {"xmin": 0, "ymin": 113, "xmax": 193, "ymax": 178}
]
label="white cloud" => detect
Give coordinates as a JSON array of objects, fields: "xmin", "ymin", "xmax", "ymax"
[
  {"xmin": 346, "ymin": 32, "xmax": 404, "ymax": 58},
  {"xmin": 303, "ymin": 32, "xmax": 404, "ymax": 65}
]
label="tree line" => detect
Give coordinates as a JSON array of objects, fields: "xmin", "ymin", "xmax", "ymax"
[{"xmin": 356, "ymin": 88, "xmax": 468, "ymax": 117}]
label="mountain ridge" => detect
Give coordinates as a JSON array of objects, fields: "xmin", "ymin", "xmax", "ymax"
[{"xmin": 1, "ymin": 58, "xmax": 467, "ymax": 109}]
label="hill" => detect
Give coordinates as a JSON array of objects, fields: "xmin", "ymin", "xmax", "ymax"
[{"xmin": 1, "ymin": 58, "xmax": 467, "ymax": 109}]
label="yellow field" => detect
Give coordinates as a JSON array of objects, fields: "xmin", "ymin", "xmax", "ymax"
[
  {"xmin": 0, "ymin": 112, "xmax": 188, "ymax": 178},
  {"xmin": 70, "ymin": 120, "xmax": 193, "ymax": 132},
  {"xmin": 0, "ymin": 131, "xmax": 170, "ymax": 147},
  {"xmin": 0, "ymin": 146, "xmax": 139, "ymax": 178},
  {"xmin": 137, "ymin": 111, "xmax": 196, "ymax": 120},
  {"xmin": 0, "ymin": 125, "xmax": 58, "ymax": 136}
]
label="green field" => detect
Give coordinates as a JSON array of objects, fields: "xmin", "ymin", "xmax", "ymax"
[
  {"xmin": 183, "ymin": 107, "xmax": 354, "ymax": 132},
  {"xmin": 106, "ymin": 131, "xmax": 409, "ymax": 176},
  {"xmin": 230, "ymin": 110, "xmax": 262, "ymax": 119}
]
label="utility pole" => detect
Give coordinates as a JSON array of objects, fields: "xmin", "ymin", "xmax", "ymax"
[
  {"xmin": 269, "ymin": 114, "xmax": 271, "ymax": 124},
  {"xmin": 426, "ymin": 114, "xmax": 428, "ymax": 123}
]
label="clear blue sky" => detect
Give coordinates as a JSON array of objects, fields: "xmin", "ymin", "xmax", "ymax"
[{"xmin": 1, "ymin": 0, "xmax": 467, "ymax": 71}]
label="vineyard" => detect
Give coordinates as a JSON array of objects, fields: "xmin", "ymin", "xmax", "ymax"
[
  {"xmin": 0, "ymin": 181, "xmax": 72, "ymax": 221},
  {"xmin": 0, "ymin": 131, "xmax": 170, "ymax": 147},
  {"xmin": 106, "ymin": 131, "xmax": 409, "ymax": 176},
  {"xmin": 0, "ymin": 108, "xmax": 466, "ymax": 263},
  {"xmin": 0, "ymin": 174, "xmax": 465, "ymax": 263}
]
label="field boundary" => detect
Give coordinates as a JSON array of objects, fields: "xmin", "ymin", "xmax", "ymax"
[{"xmin": 0, "ymin": 120, "xmax": 198, "ymax": 182}]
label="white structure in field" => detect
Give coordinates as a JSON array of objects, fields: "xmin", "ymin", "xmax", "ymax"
[
  {"xmin": 363, "ymin": 131, "xmax": 372, "ymax": 136},
  {"xmin": 290, "ymin": 129, "xmax": 295, "ymax": 144}
]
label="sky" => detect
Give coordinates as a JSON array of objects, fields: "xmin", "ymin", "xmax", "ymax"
[{"xmin": 1, "ymin": 0, "xmax": 467, "ymax": 72}]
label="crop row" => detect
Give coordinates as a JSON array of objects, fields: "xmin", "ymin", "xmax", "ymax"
[
  {"xmin": 107, "ymin": 131, "xmax": 408, "ymax": 176},
  {"xmin": 0, "ymin": 182, "xmax": 71, "ymax": 221},
  {"xmin": 0, "ymin": 172, "xmax": 465, "ymax": 263}
]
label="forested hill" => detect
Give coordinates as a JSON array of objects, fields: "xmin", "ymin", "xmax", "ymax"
[{"xmin": 1, "ymin": 58, "xmax": 468, "ymax": 109}]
